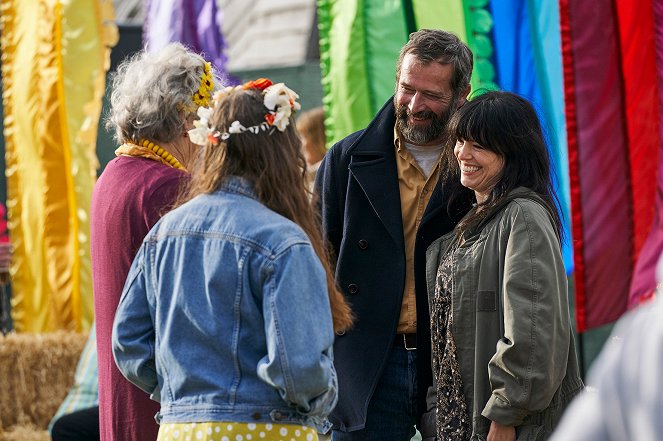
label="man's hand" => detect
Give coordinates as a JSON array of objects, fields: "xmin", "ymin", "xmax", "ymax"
[{"xmin": 487, "ymin": 420, "xmax": 516, "ymax": 441}]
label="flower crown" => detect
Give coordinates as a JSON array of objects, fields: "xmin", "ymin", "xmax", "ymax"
[
  {"xmin": 188, "ymin": 78, "xmax": 301, "ymax": 146},
  {"xmin": 192, "ymin": 62, "xmax": 214, "ymax": 108}
]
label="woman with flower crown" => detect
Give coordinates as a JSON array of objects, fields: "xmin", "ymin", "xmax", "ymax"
[
  {"xmin": 111, "ymin": 79, "xmax": 354, "ymax": 441},
  {"xmin": 91, "ymin": 43, "xmax": 218, "ymax": 441}
]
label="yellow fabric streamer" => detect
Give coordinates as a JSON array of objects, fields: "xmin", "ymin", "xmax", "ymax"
[{"xmin": 0, "ymin": 0, "xmax": 118, "ymax": 332}]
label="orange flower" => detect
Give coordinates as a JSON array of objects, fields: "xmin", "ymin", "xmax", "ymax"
[
  {"xmin": 243, "ymin": 78, "xmax": 273, "ymax": 91},
  {"xmin": 207, "ymin": 132, "xmax": 220, "ymax": 145},
  {"xmin": 264, "ymin": 113, "xmax": 275, "ymax": 125}
]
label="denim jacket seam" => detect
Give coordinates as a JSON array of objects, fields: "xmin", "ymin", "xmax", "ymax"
[
  {"xmin": 229, "ymin": 247, "xmax": 249, "ymax": 405},
  {"xmin": 149, "ymin": 229, "xmax": 310, "ymax": 261},
  {"xmin": 265, "ymin": 258, "xmax": 296, "ymax": 402}
]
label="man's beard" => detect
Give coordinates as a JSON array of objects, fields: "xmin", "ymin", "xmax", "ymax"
[{"xmin": 395, "ymin": 98, "xmax": 457, "ymax": 145}]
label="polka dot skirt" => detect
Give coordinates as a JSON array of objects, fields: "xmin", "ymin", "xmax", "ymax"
[{"xmin": 157, "ymin": 421, "xmax": 319, "ymax": 441}]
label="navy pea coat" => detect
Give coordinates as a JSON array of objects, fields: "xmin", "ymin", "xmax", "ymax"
[{"xmin": 315, "ymin": 98, "xmax": 472, "ymax": 431}]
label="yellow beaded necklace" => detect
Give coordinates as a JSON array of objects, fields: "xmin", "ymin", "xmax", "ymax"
[{"xmin": 138, "ymin": 139, "xmax": 185, "ymax": 170}]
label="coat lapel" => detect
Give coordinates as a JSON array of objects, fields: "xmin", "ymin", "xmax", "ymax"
[{"xmin": 347, "ymin": 99, "xmax": 405, "ymax": 250}]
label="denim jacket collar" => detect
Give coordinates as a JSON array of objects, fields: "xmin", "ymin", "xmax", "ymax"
[{"xmin": 218, "ymin": 176, "xmax": 257, "ymax": 200}]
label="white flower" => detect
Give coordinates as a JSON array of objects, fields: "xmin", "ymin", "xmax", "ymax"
[
  {"xmin": 196, "ymin": 105, "xmax": 213, "ymax": 122},
  {"xmin": 263, "ymin": 83, "xmax": 299, "ymax": 131},
  {"xmin": 188, "ymin": 105, "xmax": 215, "ymax": 145},
  {"xmin": 188, "ymin": 127, "xmax": 208, "ymax": 145},
  {"xmin": 272, "ymin": 109, "xmax": 291, "ymax": 131},
  {"xmin": 228, "ymin": 120, "xmax": 245, "ymax": 134}
]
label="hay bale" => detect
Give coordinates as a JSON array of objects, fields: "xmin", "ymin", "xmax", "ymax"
[
  {"xmin": 0, "ymin": 424, "xmax": 49, "ymax": 441},
  {"xmin": 0, "ymin": 332, "xmax": 87, "ymax": 431}
]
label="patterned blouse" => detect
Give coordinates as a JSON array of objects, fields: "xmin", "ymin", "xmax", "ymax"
[{"xmin": 431, "ymin": 248, "xmax": 471, "ymax": 440}]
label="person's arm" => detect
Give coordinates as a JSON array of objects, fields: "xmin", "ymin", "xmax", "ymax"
[
  {"xmin": 550, "ymin": 296, "xmax": 663, "ymax": 440},
  {"xmin": 256, "ymin": 242, "xmax": 337, "ymax": 417},
  {"xmin": 483, "ymin": 201, "xmax": 569, "ymax": 429},
  {"xmin": 314, "ymin": 144, "xmax": 343, "ymax": 259},
  {"xmin": 111, "ymin": 244, "xmax": 160, "ymax": 401}
]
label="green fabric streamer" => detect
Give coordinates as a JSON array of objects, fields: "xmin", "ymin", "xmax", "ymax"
[
  {"xmin": 463, "ymin": 0, "xmax": 498, "ymax": 92},
  {"xmin": 317, "ymin": 0, "xmax": 408, "ymax": 146}
]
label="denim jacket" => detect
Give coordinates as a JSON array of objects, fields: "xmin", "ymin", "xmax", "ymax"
[{"xmin": 112, "ymin": 176, "xmax": 337, "ymax": 431}]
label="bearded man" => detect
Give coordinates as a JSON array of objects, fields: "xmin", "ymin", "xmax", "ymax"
[{"xmin": 315, "ymin": 29, "xmax": 474, "ymax": 441}]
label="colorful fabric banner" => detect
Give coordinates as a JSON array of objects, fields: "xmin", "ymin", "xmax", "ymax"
[
  {"xmin": 0, "ymin": 0, "xmax": 117, "ymax": 332},
  {"xmin": 144, "ymin": 0, "xmax": 236, "ymax": 84},
  {"xmin": 560, "ymin": 0, "xmax": 660, "ymax": 331},
  {"xmin": 318, "ymin": 0, "xmax": 409, "ymax": 146}
]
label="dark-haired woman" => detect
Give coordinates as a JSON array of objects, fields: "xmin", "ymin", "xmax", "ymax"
[
  {"xmin": 111, "ymin": 79, "xmax": 353, "ymax": 441},
  {"xmin": 423, "ymin": 91, "xmax": 583, "ymax": 441}
]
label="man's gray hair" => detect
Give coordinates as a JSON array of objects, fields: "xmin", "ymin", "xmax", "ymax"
[{"xmin": 396, "ymin": 29, "xmax": 473, "ymax": 94}]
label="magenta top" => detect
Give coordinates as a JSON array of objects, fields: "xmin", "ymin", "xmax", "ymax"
[{"xmin": 91, "ymin": 156, "xmax": 186, "ymax": 441}]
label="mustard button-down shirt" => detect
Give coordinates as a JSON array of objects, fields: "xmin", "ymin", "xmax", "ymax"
[{"xmin": 394, "ymin": 133, "xmax": 442, "ymax": 335}]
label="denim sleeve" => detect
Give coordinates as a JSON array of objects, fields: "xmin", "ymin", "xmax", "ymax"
[
  {"xmin": 111, "ymin": 244, "xmax": 160, "ymax": 402},
  {"xmin": 256, "ymin": 242, "xmax": 337, "ymax": 417}
]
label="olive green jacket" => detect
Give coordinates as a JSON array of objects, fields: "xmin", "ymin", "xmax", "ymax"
[{"xmin": 424, "ymin": 188, "xmax": 583, "ymax": 441}]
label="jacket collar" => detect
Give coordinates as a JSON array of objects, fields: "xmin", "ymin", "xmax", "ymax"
[
  {"xmin": 218, "ymin": 176, "xmax": 257, "ymax": 199},
  {"xmin": 344, "ymin": 98, "xmax": 404, "ymax": 249},
  {"xmin": 346, "ymin": 97, "xmax": 396, "ymax": 156}
]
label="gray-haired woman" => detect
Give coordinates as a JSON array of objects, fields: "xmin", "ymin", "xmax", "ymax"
[{"xmin": 91, "ymin": 43, "xmax": 218, "ymax": 441}]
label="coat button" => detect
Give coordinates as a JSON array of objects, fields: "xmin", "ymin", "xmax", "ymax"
[
  {"xmin": 357, "ymin": 239, "xmax": 368, "ymax": 250},
  {"xmin": 348, "ymin": 283, "xmax": 359, "ymax": 294},
  {"xmin": 336, "ymin": 330, "xmax": 346, "ymax": 336},
  {"xmin": 251, "ymin": 412, "xmax": 261, "ymax": 420}
]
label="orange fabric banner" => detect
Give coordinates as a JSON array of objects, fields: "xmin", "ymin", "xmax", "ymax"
[{"xmin": 0, "ymin": 0, "xmax": 117, "ymax": 331}]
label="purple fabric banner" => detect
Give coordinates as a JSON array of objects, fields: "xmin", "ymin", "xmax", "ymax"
[
  {"xmin": 562, "ymin": 0, "xmax": 632, "ymax": 331},
  {"xmin": 144, "ymin": 0, "xmax": 238, "ymax": 85}
]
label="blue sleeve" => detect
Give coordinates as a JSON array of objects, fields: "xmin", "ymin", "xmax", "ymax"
[
  {"xmin": 256, "ymin": 242, "xmax": 337, "ymax": 417},
  {"xmin": 111, "ymin": 244, "xmax": 160, "ymax": 402}
]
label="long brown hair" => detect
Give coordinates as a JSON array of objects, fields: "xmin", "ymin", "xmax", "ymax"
[{"xmin": 179, "ymin": 88, "xmax": 353, "ymax": 332}]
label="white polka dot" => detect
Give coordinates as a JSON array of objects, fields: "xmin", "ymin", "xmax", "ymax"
[
  {"xmin": 246, "ymin": 435, "xmax": 252, "ymax": 440},
  {"xmin": 174, "ymin": 431, "xmax": 180, "ymax": 438},
  {"xmin": 185, "ymin": 436, "xmax": 191, "ymax": 441},
  {"xmin": 227, "ymin": 424, "xmax": 234, "ymax": 431},
  {"xmin": 295, "ymin": 429, "xmax": 301, "ymax": 436},
  {"xmin": 247, "ymin": 423, "xmax": 256, "ymax": 430},
  {"xmin": 235, "ymin": 435, "xmax": 243, "ymax": 441},
  {"xmin": 265, "ymin": 424, "xmax": 272, "ymax": 430},
  {"xmin": 184, "ymin": 426, "xmax": 190, "ymax": 432},
  {"xmin": 215, "ymin": 427, "xmax": 221, "ymax": 433},
  {"xmin": 259, "ymin": 433, "xmax": 265, "ymax": 438},
  {"xmin": 221, "ymin": 437, "xmax": 230, "ymax": 441},
  {"xmin": 280, "ymin": 427, "xmax": 288, "ymax": 436},
  {"xmin": 196, "ymin": 430, "xmax": 204, "ymax": 439},
  {"xmin": 291, "ymin": 438, "xmax": 297, "ymax": 441},
  {"xmin": 207, "ymin": 427, "xmax": 213, "ymax": 435},
  {"xmin": 306, "ymin": 434, "xmax": 314, "ymax": 441}
]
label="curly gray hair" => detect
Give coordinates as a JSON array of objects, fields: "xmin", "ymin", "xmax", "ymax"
[{"xmin": 106, "ymin": 42, "xmax": 218, "ymax": 144}]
